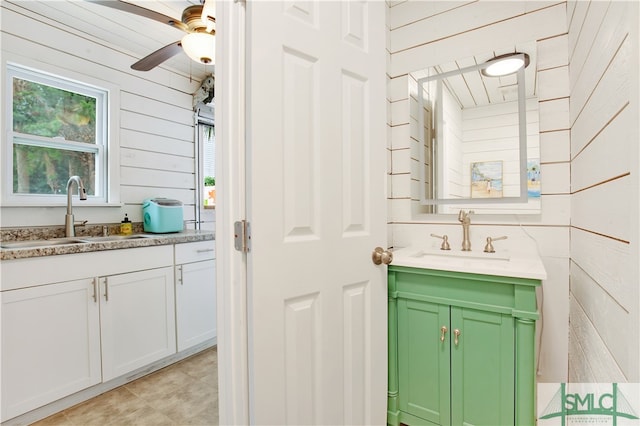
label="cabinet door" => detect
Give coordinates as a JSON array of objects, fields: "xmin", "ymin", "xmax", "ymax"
[
  {"xmin": 450, "ymin": 307, "xmax": 514, "ymax": 426},
  {"xmin": 397, "ymin": 299, "xmax": 450, "ymax": 425},
  {"xmin": 1, "ymin": 279, "xmax": 101, "ymax": 421},
  {"xmin": 100, "ymin": 267, "xmax": 176, "ymax": 381},
  {"xmin": 175, "ymin": 259, "xmax": 217, "ymax": 351}
]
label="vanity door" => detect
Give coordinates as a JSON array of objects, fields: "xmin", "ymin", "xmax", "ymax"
[
  {"xmin": 397, "ymin": 298, "xmax": 450, "ymax": 425},
  {"xmin": 450, "ymin": 307, "xmax": 515, "ymax": 426}
]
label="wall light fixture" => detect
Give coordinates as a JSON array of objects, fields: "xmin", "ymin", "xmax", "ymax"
[{"xmin": 481, "ymin": 53, "xmax": 530, "ymax": 77}]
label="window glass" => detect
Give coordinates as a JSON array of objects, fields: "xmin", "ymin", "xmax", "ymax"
[
  {"xmin": 13, "ymin": 77, "xmax": 96, "ymax": 143},
  {"xmin": 12, "ymin": 144, "xmax": 96, "ymax": 195},
  {"xmin": 196, "ymin": 112, "xmax": 215, "ymax": 231},
  {"xmin": 6, "ymin": 65, "xmax": 107, "ymax": 201}
]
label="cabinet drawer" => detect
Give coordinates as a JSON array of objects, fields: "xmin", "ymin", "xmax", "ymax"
[
  {"xmin": 175, "ymin": 241, "xmax": 215, "ymax": 264},
  {"xmin": 1, "ymin": 245, "xmax": 173, "ymax": 292}
]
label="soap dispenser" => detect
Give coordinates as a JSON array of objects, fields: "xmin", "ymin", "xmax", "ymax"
[{"xmin": 120, "ymin": 214, "xmax": 132, "ymax": 235}]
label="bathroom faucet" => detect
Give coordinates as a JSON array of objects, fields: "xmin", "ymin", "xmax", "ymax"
[
  {"xmin": 458, "ymin": 209, "xmax": 473, "ymax": 251},
  {"xmin": 65, "ymin": 176, "xmax": 87, "ymax": 237}
]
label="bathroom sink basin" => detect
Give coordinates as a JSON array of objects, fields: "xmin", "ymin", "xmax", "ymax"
[
  {"xmin": 410, "ymin": 248, "xmax": 510, "ymax": 261},
  {"xmin": 0, "ymin": 237, "xmax": 87, "ymax": 249},
  {"xmin": 78, "ymin": 234, "xmax": 158, "ymax": 243},
  {"xmin": 391, "ymin": 245, "xmax": 547, "ymax": 280}
]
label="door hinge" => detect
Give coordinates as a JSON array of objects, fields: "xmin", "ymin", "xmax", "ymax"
[{"xmin": 234, "ymin": 220, "xmax": 251, "ymax": 253}]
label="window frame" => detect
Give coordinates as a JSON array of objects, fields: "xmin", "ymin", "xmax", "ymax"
[
  {"xmin": 195, "ymin": 104, "xmax": 215, "ymax": 230},
  {"xmin": 2, "ymin": 59, "xmax": 120, "ymax": 206}
]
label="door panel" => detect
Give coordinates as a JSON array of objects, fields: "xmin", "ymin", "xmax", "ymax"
[
  {"xmin": 246, "ymin": 1, "xmax": 387, "ymax": 424},
  {"xmin": 450, "ymin": 307, "xmax": 514, "ymax": 426},
  {"xmin": 397, "ymin": 299, "xmax": 450, "ymax": 425}
]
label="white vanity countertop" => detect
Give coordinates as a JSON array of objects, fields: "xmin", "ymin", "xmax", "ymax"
[{"xmin": 390, "ymin": 245, "xmax": 547, "ymax": 280}]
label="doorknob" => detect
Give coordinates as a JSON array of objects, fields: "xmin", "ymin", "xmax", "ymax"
[{"xmin": 372, "ymin": 247, "xmax": 393, "ymax": 265}]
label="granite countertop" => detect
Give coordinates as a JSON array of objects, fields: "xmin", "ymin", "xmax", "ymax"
[{"xmin": 1, "ymin": 230, "xmax": 215, "ymax": 261}]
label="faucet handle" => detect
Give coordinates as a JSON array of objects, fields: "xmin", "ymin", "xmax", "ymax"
[
  {"xmin": 430, "ymin": 233, "xmax": 451, "ymax": 250},
  {"xmin": 484, "ymin": 236, "xmax": 507, "ymax": 253}
]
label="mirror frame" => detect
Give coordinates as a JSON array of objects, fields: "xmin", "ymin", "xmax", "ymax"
[{"xmin": 417, "ymin": 53, "xmax": 528, "ymax": 205}]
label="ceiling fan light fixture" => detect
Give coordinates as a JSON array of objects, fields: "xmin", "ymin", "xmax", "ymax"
[
  {"xmin": 481, "ymin": 53, "xmax": 530, "ymax": 77},
  {"xmin": 181, "ymin": 32, "xmax": 215, "ymax": 65}
]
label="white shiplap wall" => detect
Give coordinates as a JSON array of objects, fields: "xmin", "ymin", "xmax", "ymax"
[
  {"xmin": 567, "ymin": 0, "xmax": 640, "ymax": 382},
  {"xmin": 387, "ymin": 1, "xmax": 570, "ymax": 383},
  {"xmin": 0, "ymin": 2, "xmax": 204, "ymax": 227}
]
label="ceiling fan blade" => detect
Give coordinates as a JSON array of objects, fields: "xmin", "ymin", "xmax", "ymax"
[
  {"xmin": 86, "ymin": 0, "xmax": 188, "ymax": 32},
  {"xmin": 131, "ymin": 41, "xmax": 183, "ymax": 71},
  {"xmin": 201, "ymin": 0, "xmax": 216, "ymax": 32}
]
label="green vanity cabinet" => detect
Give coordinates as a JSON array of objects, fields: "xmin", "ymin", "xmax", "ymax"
[{"xmin": 387, "ymin": 265, "xmax": 540, "ymax": 426}]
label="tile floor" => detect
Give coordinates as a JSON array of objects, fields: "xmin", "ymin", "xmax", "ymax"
[{"xmin": 32, "ymin": 347, "xmax": 218, "ymax": 426}]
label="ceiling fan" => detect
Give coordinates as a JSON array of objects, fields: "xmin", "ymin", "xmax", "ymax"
[{"xmin": 87, "ymin": 0, "xmax": 216, "ymax": 71}]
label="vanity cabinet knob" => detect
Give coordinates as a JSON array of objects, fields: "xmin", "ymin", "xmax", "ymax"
[{"xmin": 440, "ymin": 326, "xmax": 448, "ymax": 342}]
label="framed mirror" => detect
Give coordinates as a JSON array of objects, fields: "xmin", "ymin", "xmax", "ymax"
[{"xmin": 409, "ymin": 42, "xmax": 540, "ymax": 215}]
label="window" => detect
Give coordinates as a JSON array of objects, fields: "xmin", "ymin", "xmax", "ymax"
[
  {"xmin": 195, "ymin": 104, "xmax": 215, "ymax": 230},
  {"xmin": 5, "ymin": 64, "xmax": 109, "ymax": 204}
]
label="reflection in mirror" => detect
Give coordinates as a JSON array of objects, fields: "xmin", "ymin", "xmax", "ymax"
[{"xmin": 409, "ymin": 42, "xmax": 540, "ymax": 215}]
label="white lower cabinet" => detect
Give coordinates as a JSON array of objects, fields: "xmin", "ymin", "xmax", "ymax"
[
  {"xmin": 175, "ymin": 241, "xmax": 216, "ymax": 351},
  {"xmin": 0, "ymin": 245, "xmax": 178, "ymax": 422},
  {"xmin": 1, "ymin": 279, "xmax": 102, "ymax": 421},
  {"xmin": 99, "ymin": 267, "xmax": 176, "ymax": 381}
]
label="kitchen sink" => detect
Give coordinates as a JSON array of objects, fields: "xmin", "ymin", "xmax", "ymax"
[
  {"xmin": 0, "ymin": 238, "xmax": 88, "ymax": 249},
  {"xmin": 78, "ymin": 234, "xmax": 158, "ymax": 243},
  {"xmin": 0, "ymin": 234, "xmax": 159, "ymax": 249}
]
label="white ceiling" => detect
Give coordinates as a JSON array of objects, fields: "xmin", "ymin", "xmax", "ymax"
[{"xmin": 6, "ymin": 0, "xmax": 213, "ymax": 81}]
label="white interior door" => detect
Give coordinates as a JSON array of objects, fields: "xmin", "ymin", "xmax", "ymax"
[{"xmin": 245, "ymin": 1, "xmax": 387, "ymax": 424}]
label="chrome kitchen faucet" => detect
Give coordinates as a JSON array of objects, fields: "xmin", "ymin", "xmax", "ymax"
[{"xmin": 65, "ymin": 176, "xmax": 87, "ymax": 237}]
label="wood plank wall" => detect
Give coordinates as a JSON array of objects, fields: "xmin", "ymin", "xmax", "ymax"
[
  {"xmin": 0, "ymin": 2, "xmax": 203, "ymax": 228},
  {"xmin": 567, "ymin": 0, "xmax": 639, "ymax": 382},
  {"xmin": 387, "ymin": 1, "xmax": 570, "ymax": 382}
]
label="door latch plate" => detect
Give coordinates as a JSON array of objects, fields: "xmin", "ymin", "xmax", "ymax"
[{"xmin": 234, "ymin": 220, "xmax": 251, "ymax": 253}]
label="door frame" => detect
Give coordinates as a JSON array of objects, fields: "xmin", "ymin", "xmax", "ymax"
[{"xmin": 215, "ymin": 0, "xmax": 250, "ymax": 424}]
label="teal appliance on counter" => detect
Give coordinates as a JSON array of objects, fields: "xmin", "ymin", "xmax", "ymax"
[{"xmin": 142, "ymin": 198, "xmax": 184, "ymax": 233}]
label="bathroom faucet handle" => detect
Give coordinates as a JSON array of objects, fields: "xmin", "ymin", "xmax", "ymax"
[
  {"xmin": 484, "ymin": 236, "xmax": 508, "ymax": 253},
  {"xmin": 430, "ymin": 233, "xmax": 451, "ymax": 251}
]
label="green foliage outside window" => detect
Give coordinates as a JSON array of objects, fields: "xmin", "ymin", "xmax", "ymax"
[
  {"xmin": 11, "ymin": 77, "xmax": 99, "ymax": 196},
  {"xmin": 13, "ymin": 78, "xmax": 96, "ymax": 142}
]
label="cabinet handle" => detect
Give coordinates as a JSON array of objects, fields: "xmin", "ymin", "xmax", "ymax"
[
  {"xmin": 440, "ymin": 326, "xmax": 448, "ymax": 342},
  {"xmin": 177, "ymin": 265, "xmax": 183, "ymax": 285},
  {"xmin": 92, "ymin": 278, "xmax": 98, "ymax": 303},
  {"xmin": 103, "ymin": 277, "xmax": 109, "ymax": 302},
  {"xmin": 196, "ymin": 248, "xmax": 214, "ymax": 253},
  {"xmin": 454, "ymin": 329, "xmax": 461, "ymax": 346}
]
